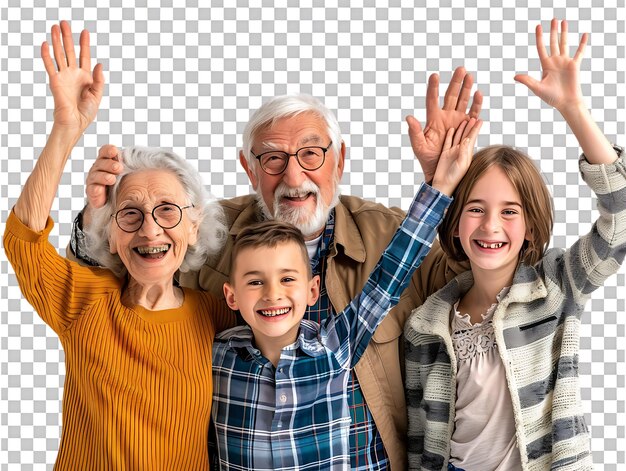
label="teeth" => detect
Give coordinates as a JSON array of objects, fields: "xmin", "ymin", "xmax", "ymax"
[
  {"xmin": 136, "ymin": 245, "xmax": 170, "ymax": 254},
  {"xmin": 259, "ymin": 307, "xmax": 290, "ymax": 317},
  {"xmin": 476, "ymin": 241, "xmax": 504, "ymax": 249}
]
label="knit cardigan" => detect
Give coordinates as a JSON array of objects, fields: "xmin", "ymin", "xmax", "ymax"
[{"xmin": 404, "ymin": 149, "xmax": 626, "ymax": 471}]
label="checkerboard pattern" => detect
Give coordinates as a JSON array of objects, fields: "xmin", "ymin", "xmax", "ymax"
[{"xmin": 1, "ymin": 1, "xmax": 624, "ymax": 469}]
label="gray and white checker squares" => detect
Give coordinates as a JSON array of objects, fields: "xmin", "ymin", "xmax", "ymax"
[{"xmin": 1, "ymin": 1, "xmax": 624, "ymax": 469}]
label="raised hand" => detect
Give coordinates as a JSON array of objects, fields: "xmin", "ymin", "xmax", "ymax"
[
  {"xmin": 431, "ymin": 118, "xmax": 482, "ymax": 197},
  {"xmin": 15, "ymin": 21, "xmax": 105, "ymax": 232},
  {"xmin": 407, "ymin": 67, "xmax": 483, "ymax": 184},
  {"xmin": 514, "ymin": 19, "xmax": 586, "ymax": 114},
  {"xmin": 41, "ymin": 20, "xmax": 104, "ymax": 133},
  {"xmin": 515, "ymin": 19, "xmax": 615, "ymax": 166}
]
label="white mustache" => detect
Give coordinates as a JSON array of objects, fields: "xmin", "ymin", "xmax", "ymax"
[{"xmin": 274, "ymin": 180, "xmax": 320, "ymax": 201}]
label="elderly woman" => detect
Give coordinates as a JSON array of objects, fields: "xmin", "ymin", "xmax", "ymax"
[{"xmin": 3, "ymin": 22, "xmax": 234, "ymax": 469}]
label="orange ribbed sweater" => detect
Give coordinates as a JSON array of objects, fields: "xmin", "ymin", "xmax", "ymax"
[{"xmin": 4, "ymin": 212, "xmax": 235, "ymax": 470}]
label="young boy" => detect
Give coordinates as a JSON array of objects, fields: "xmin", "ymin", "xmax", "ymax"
[{"xmin": 211, "ymin": 120, "xmax": 482, "ymax": 470}]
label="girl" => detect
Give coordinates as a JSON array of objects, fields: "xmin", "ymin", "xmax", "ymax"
[{"xmin": 404, "ymin": 19, "xmax": 625, "ymax": 471}]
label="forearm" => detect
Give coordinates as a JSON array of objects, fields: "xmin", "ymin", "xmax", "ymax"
[
  {"xmin": 14, "ymin": 125, "xmax": 83, "ymax": 231},
  {"xmin": 560, "ymin": 102, "xmax": 617, "ymax": 165}
]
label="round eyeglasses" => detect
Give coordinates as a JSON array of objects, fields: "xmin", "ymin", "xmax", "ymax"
[
  {"xmin": 251, "ymin": 140, "xmax": 333, "ymax": 175},
  {"xmin": 113, "ymin": 203, "xmax": 194, "ymax": 233}
]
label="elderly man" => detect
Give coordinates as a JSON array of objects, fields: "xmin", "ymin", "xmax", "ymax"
[{"xmin": 71, "ymin": 68, "xmax": 481, "ymax": 470}]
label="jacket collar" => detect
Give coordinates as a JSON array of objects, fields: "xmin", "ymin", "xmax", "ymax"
[
  {"xmin": 407, "ymin": 262, "xmax": 548, "ymax": 337},
  {"xmin": 330, "ymin": 197, "xmax": 367, "ymax": 263}
]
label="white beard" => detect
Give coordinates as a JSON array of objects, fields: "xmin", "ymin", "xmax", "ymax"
[{"xmin": 255, "ymin": 179, "xmax": 340, "ymax": 238}]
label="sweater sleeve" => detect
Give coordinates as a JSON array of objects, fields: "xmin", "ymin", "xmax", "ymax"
[
  {"xmin": 4, "ymin": 210, "xmax": 122, "ymax": 335},
  {"xmin": 552, "ymin": 146, "xmax": 626, "ymax": 305}
]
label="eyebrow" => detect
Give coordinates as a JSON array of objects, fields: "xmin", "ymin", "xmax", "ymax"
[
  {"xmin": 465, "ymin": 199, "xmax": 523, "ymax": 207},
  {"xmin": 260, "ymin": 135, "xmax": 324, "ymax": 151},
  {"xmin": 241, "ymin": 268, "xmax": 301, "ymax": 277}
]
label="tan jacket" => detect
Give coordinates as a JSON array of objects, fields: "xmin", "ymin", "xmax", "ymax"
[{"xmin": 179, "ymin": 193, "xmax": 469, "ymax": 470}]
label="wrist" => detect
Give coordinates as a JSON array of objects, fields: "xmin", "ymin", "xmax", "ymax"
[{"xmin": 557, "ymin": 100, "xmax": 588, "ymax": 122}]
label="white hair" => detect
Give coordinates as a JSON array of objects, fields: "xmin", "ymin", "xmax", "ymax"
[
  {"xmin": 241, "ymin": 94, "xmax": 343, "ymax": 171},
  {"xmin": 84, "ymin": 146, "xmax": 227, "ymax": 278}
]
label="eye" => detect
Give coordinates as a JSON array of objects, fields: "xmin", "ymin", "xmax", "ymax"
[
  {"xmin": 466, "ymin": 207, "xmax": 484, "ymax": 213},
  {"xmin": 281, "ymin": 276, "xmax": 296, "ymax": 283},
  {"xmin": 247, "ymin": 280, "xmax": 263, "ymax": 286},
  {"xmin": 502, "ymin": 209, "xmax": 519, "ymax": 216}
]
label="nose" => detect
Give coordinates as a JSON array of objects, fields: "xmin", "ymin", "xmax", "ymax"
[
  {"xmin": 480, "ymin": 211, "xmax": 501, "ymax": 232},
  {"xmin": 262, "ymin": 280, "xmax": 283, "ymax": 301},
  {"xmin": 280, "ymin": 155, "xmax": 308, "ymax": 187},
  {"xmin": 137, "ymin": 213, "xmax": 163, "ymax": 238}
]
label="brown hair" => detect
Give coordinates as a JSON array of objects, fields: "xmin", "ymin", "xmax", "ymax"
[
  {"xmin": 438, "ymin": 145, "xmax": 554, "ymax": 266},
  {"xmin": 230, "ymin": 220, "xmax": 312, "ymax": 279}
]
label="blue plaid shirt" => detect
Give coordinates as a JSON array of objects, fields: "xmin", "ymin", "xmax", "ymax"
[{"xmin": 212, "ymin": 184, "xmax": 451, "ymax": 470}]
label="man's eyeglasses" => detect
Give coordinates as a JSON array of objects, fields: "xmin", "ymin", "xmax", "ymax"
[
  {"xmin": 113, "ymin": 203, "xmax": 194, "ymax": 233},
  {"xmin": 251, "ymin": 141, "xmax": 333, "ymax": 175}
]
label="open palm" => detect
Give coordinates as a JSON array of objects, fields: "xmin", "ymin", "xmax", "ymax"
[
  {"xmin": 514, "ymin": 19, "xmax": 586, "ymax": 112},
  {"xmin": 42, "ymin": 21, "xmax": 104, "ymax": 133},
  {"xmin": 432, "ymin": 118, "xmax": 482, "ymax": 197},
  {"xmin": 407, "ymin": 67, "xmax": 483, "ymax": 183}
]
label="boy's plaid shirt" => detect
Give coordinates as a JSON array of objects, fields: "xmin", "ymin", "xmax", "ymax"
[{"xmin": 211, "ymin": 183, "xmax": 451, "ymax": 470}]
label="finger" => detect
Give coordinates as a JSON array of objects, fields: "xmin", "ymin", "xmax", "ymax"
[
  {"xmin": 50, "ymin": 24, "xmax": 66, "ymax": 71},
  {"xmin": 452, "ymin": 120, "xmax": 469, "ymax": 146},
  {"xmin": 559, "ymin": 19, "xmax": 568, "ymax": 56},
  {"xmin": 426, "ymin": 73, "xmax": 441, "ymax": 115},
  {"xmin": 85, "ymin": 181, "xmax": 111, "ymax": 209},
  {"xmin": 460, "ymin": 120, "xmax": 483, "ymax": 165},
  {"xmin": 87, "ymin": 168, "xmax": 119, "ymax": 187},
  {"xmin": 97, "ymin": 144, "xmax": 123, "ymax": 163},
  {"xmin": 514, "ymin": 74, "xmax": 540, "ymax": 95},
  {"xmin": 549, "ymin": 18, "xmax": 559, "ymax": 56},
  {"xmin": 91, "ymin": 63, "xmax": 105, "ymax": 101},
  {"xmin": 442, "ymin": 127, "xmax": 455, "ymax": 152},
  {"xmin": 60, "ymin": 20, "xmax": 77, "ymax": 68},
  {"xmin": 406, "ymin": 116, "xmax": 427, "ymax": 152},
  {"xmin": 460, "ymin": 117, "xmax": 477, "ymax": 141},
  {"xmin": 455, "ymin": 72, "xmax": 474, "ymax": 113},
  {"xmin": 79, "ymin": 29, "xmax": 91, "ymax": 71},
  {"xmin": 535, "ymin": 24, "xmax": 548, "ymax": 62},
  {"xmin": 41, "ymin": 41, "xmax": 57, "ymax": 77},
  {"xmin": 573, "ymin": 32, "xmax": 588, "ymax": 63},
  {"xmin": 443, "ymin": 66, "xmax": 466, "ymax": 110},
  {"xmin": 468, "ymin": 90, "xmax": 483, "ymax": 119}
]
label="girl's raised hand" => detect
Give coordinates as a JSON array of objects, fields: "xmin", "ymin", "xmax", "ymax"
[
  {"xmin": 41, "ymin": 21, "xmax": 104, "ymax": 134},
  {"xmin": 514, "ymin": 19, "xmax": 587, "ymax": 113},
  {"xmin": 431, "ymin": 117, "xmax": 482, "ymax": 197}
]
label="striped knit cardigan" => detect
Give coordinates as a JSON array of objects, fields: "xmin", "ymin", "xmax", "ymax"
[{"xmin": 404, "ymin": 149, "xmax": 626, "ymax": 471}]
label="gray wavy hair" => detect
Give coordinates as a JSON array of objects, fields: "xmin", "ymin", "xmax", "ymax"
[
  {"xmin": 84, "ymin": 146, "xmax": 227, "ymax": 278},
  {"xmin": 241, "ymin": 94, "xmax": 343, "ymax": 171}
]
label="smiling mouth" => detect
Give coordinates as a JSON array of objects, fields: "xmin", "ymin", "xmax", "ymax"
[
  {"xmin": 257, "ymin": 307, "xmax": 291, "ymax": 317},
  {"xmin": 282, "ymin": 193, "xmax": 314, "ymax": 203},
  {"xmin": 134, "ymin": 244, "xmax": 171, "ymax": 259},
  {"xmin": 475, "ymin": 240, "xmax": 505, "ymax": 249}
]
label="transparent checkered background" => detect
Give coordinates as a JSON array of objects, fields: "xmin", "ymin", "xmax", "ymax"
[{"xmin": 1, "ymin": 1, "xmax": 624, "ymax": 469}]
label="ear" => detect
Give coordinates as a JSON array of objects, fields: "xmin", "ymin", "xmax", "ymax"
[
  {"xmin": 109, "ymin": 225, "xmax": 118, "ymax": 254},
  {"xmin": 335, "ymin": 141, "xmax": 346, "ymax": 181},
  {"xmin": 240, "ymin": 150, "xmax": 259, "ymax": 190},
  {"xmin": 223, "ymin": 282, "xmax": 239, "ymax": 311},
  {"xmin": 525, "ymin": 225, "xmax": 533, "ymax": 242},
  {"xmin": 187, "ymin": 218, "xmax": 199, "ymax": 246},
  {"xmin": 307, "ymin": 275, "xmax": 321, "ymax": 306}
]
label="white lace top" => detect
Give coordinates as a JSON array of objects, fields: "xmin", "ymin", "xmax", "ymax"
[{"xmin": 448, "ymin": 288, "xmax": 522, "ymax": 470}]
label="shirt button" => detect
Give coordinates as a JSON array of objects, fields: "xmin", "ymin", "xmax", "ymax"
[
  {"xmin": 279, "ymin": 394, "xmax": 287, "ymax": 403},
  {"xmin": 278, "ymin": 368, "xmax": 283, "ymax": 374}
]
